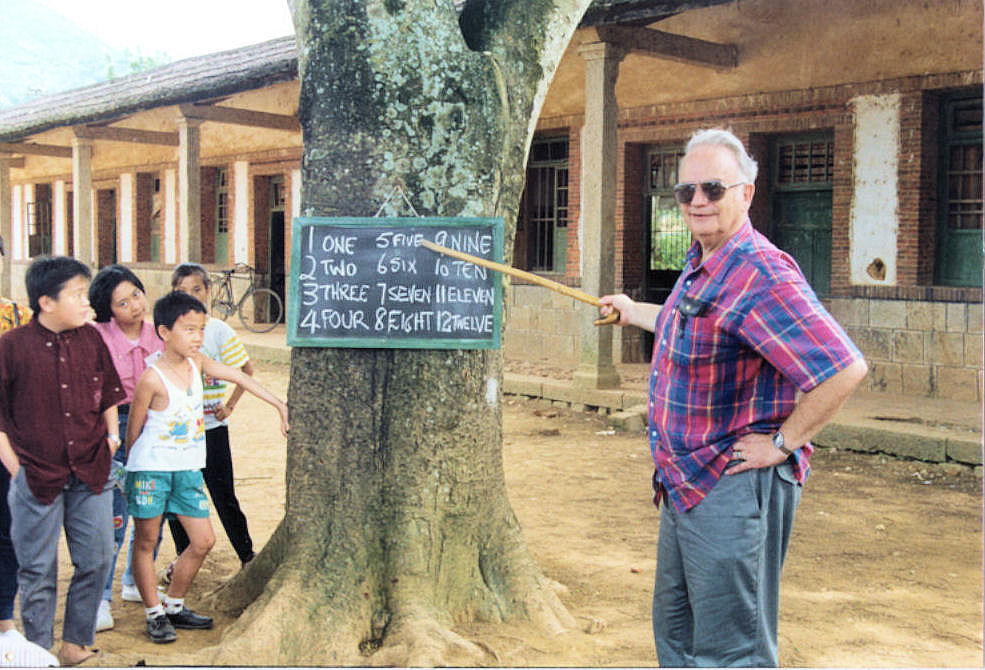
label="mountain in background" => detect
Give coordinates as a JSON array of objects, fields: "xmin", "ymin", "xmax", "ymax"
[{"xmin": 0, "ymin": 0, "xmax": 171, "ymax": 110}]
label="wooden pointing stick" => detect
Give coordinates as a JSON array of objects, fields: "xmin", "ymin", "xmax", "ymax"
[{"xmin": 421, "ymin": 240, "xmax": 620, "ymax": 326}]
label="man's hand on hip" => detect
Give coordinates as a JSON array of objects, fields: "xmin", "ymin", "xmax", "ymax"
[{"xmin": 726, "ymin": 432, "xmax": 788, "ymax": 474}]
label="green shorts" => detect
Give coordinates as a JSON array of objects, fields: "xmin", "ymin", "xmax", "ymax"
[{"xmin": 125, "ymin": 470, "xmax": 210, "ymax": 520}]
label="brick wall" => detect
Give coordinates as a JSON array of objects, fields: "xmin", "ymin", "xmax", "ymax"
[
  {"xmin": 252, "ymin": 176, "xmax": 270, "ymax": 274},
  {"xmin": 918, "ymin": 91, "xmax": 942, "ymax": 285},
  {"xmin": 566, "ymin": 126, "xmax": 581, "ymax": 279},
  {"xmin": 619, "ymin": 141, "xmax": 644, "ymax": 290},
  {"xmin": 96, "ymin": 188, "xmax": 115, "ymax": 266},
  {"xmin": 135, "ymin": 173, "xmax": 153, "ymax": 262},
  {"xmin": 200, "ymin": 166, "xmax": 217, "ymax": 264},
  {"xmin": 897, "ymin": 91, "xmax": 923, "ymax": 286}
]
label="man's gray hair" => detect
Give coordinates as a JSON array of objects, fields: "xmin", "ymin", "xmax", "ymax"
[{"xmin": 685, "ymin": 128, "xmax": 759, "ymax": 183}]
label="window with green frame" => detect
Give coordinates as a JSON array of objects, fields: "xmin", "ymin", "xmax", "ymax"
[
  {"xmin": 936, "ymin": 92, "xmax": 983, "ymax": 287},
  {"xmin": 27, "ymin": 184, "xmax": 52, "ymax": 257},
  {"xmin": 518, "ymin": 137, "xmax": 568, "ymax": 272},
  {"xmin": 215, "ymin": 167, "xmax": 230, "ymax": 266}
]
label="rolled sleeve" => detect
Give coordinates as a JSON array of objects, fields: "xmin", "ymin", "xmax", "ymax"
[{"xmin": 738, "ymin": 281, "xmax": 863, "ymax": 393}]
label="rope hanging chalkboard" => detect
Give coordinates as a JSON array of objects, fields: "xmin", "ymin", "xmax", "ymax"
[{"xmin": 373, "ymin": 184, "xmax": 421, "ymax": 219}]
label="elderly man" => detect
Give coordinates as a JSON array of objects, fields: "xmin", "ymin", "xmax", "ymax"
[{"xmin": 601, "ymin": 128, "xmax": 868, "ymax": 667}]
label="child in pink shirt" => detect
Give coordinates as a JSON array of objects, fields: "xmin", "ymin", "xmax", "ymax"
[{"xmin": 89, "ymin": 265, "xmax": 163, "ymax": 631}]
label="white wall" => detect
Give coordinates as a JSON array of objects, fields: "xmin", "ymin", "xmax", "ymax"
[
  {"xmin": 119, "ymin": 173, "xmax": 134, "ymax": 263},
  {"xmin": 164, "ymin": 169, "xmax": 177, "ymax": 264},
  {"xmin": 11, "ymin": 186, "xmax": 22, "ymax": 260},
  {"xmin": 233, "ymin": 161, "xmax": 249, "ymax": 264},
  {"xmin": 53, "ymin": 180, "xmax": 66, "ymax": 255},
  {"xmin": 850, "ymin": 93, "xmax": 900, "ymax": 285},
  {"xmin": 291, "ymin": 168, "xmax": 301, "ymax": 224}
]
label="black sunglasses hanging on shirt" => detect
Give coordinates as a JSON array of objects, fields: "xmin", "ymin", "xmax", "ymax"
[{"xmin": 675, "ymin": 295, "xmax": 709, "ymax": 337}]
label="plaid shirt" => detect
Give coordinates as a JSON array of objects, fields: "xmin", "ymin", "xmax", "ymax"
[{"xmin": 648, "ymin": 221, "xmax": 863, "ymax": 513}]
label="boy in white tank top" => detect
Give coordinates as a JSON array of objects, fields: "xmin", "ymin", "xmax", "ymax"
[{"xmin": 125, "ymin": 292, "xmax": 289, "ymax": 644}]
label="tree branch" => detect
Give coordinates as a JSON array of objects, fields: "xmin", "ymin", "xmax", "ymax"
[{"xmin": 459, "ymin": 0, "xmax": 594, "ymax": 122}]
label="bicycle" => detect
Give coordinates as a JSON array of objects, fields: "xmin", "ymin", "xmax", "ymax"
[{"xmin": 210, "ymin": 263, "xmax": 284, "ymax": 333}]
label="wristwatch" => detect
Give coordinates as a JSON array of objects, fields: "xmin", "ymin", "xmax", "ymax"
[
  {"xmin": 107, "ymin": 433, "xmax": 121, "ymax": 448},
  {"xmin": 772, "ymin": 430, "xmax": 793, "ymax": 456}
]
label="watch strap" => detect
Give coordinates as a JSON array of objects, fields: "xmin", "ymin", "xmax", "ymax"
[{"xmin": 772, "ymin": 430, "xmax": 793, "ymax": 456}]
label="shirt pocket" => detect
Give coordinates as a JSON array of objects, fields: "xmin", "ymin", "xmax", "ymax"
[{"xmin": 666, "ymin": 309, "xmax": 742, "ymax": 390}]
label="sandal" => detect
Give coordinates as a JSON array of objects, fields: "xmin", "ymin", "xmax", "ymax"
[{"xmin": 58, "ymin": 648, "xmax": 102, "ymax": 667}]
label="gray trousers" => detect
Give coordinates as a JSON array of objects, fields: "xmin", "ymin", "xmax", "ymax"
[
  {"xmin": 653, "ymin": 461, "xmax": 801, "ymax": 667},
  {"xmin": 8, "ymin": 470, "xmax": 113, "ymax": 650}
]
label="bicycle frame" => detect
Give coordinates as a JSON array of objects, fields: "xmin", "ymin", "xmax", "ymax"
[
  {"xmin": 211, "ymin": 270, "xmax": 238, "ymax": 318},
  {"xmin": 210, "ymin": 264, "xmax": 283, "ymax": 332}
]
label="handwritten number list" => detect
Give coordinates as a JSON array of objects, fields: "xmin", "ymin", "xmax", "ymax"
[{"xmin": 294, "ymin": 223, "xmax": 499, "ymax": 344}]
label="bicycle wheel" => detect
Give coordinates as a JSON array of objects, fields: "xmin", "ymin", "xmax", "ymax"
[{"xmin": 238, "ymin": 288, "xmax": 283, "ymax": 333}]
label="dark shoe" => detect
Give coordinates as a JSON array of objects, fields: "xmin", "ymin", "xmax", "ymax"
[
  {"xmin": 167, "ymin": 606, "xmax": 213, "ymax": 630},
  {"xmin": 146, "ymin": 615, "xmax": 177, "ymax": 643},
  {"xmin": 241, "ymin": 551, "xmax": 256, "ymax": 567}
]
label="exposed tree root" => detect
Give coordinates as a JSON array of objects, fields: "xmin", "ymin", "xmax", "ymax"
[
  {"xmin": 203, "ymin": 518, "xmax": 289, "ymax": 616},
  {"xmin": 189, "ymin": 516, "xmax": 577, "ymax": 666},
  {"xmin": 475, "ymin": 504, "xmax": 578, "ymax": 636},
  {"xmin": 198, "ymin": 566, "xmax": 367, "ymax": 666},
  {"xmin": 370, "ymin": 604, "xmax": 499, "ymax": 667}
]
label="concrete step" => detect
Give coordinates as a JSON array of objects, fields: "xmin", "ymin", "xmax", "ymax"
[{"xmin": 501, "ymin": 374, "xmax": 982, "ymax": 471}]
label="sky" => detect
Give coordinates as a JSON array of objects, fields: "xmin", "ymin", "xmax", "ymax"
[{"xmin": 35, "ymin": 0, "xmax": 296, "ymax": 60}]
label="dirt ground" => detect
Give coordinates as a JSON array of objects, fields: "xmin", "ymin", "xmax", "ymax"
[{"xmin": 49, "ymin": 361, "xmax": 982, "ymax": 667}]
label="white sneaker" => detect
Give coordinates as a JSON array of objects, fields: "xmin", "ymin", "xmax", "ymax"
[
  {"xmin": 121, "ymin": 583, "xmax": 142, "ymax": 602},
  {"xmin": 96, "ymin": 599, "xmax": 114, "ymax": 632},
  {"xmin": 121, "ymin": 583, "xmax": 166, "ymax": 603},
  {"xmin": 0, "ymin": 629, "xmax": 58, "ymax": 666}
]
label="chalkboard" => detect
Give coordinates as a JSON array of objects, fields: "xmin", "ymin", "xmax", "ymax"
[{"xmin": 287, "ymin": 217, "xmax": 503, "ymax": 349}]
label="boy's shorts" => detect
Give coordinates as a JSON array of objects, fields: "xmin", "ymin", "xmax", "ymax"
[{"xmin": 125, "ymin": 470, "xmax": 210, "ymax": 519}]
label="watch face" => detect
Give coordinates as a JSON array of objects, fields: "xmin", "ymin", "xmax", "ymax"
[{"xmin": 772, "ymin": 431, "xmax": 784, "ymax": 449}]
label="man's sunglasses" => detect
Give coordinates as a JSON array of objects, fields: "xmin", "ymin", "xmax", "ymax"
[{"xmin": 672, "ymin": 180, "xmax": 746, "ymax": 205}]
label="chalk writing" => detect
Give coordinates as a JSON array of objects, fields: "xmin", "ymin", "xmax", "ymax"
[{"xmin": 289, "ymin": 217, "xmax": 502, "ymax": 349}]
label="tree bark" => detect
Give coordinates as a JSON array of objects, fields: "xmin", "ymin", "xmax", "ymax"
[{"xmin": 204, "ymin": 1, "xmax": 593, "ymax": 664}]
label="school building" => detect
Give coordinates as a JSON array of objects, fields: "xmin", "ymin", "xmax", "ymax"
[{"xmin": 0, "ymin": 0, "xmax": 981, "ymax": 401}]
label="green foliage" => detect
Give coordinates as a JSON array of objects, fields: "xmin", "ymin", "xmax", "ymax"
[
  {"xmin": 105, "ymin": 48, "xmax": 172, "ymax": 80},
  {"xmin": 650, "ymin": 209, "xmax": 690, "ymax": 270}
]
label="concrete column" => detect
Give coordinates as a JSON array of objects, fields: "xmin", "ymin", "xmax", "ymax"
[
  {"xmin": 573, "ymin": 41, "xmax": 624, "ymax": 390},
  {"xmin": 0, "ymin": 158, "xmax": 11, "ymax": 296},
  {"xmin": 72, "ymin": 137, "xmax": 95, "ymax": 267},
  {"xmin": 177, "ymin": 117, "xmax": 203, "ymax": 263}
]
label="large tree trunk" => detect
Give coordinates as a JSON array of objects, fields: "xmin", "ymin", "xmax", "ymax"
[{"xmin": 203, "ymin": 1, "xmax": 592, "ymax": 664}]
